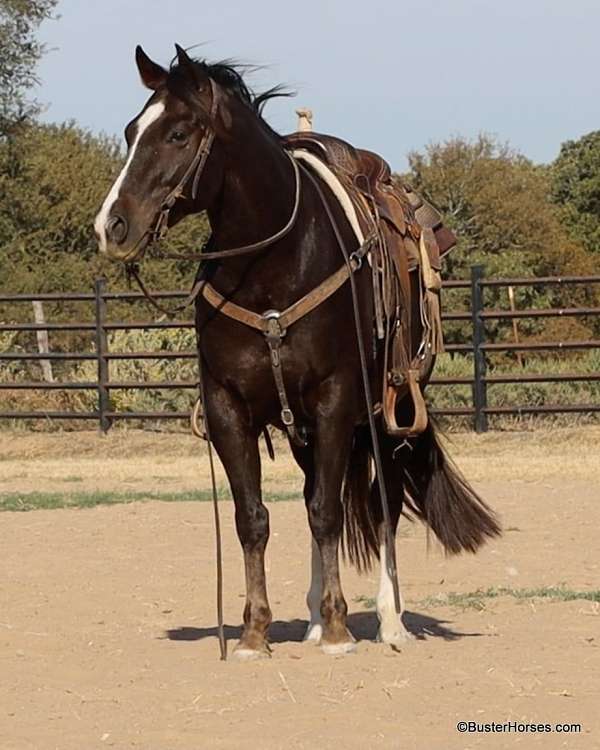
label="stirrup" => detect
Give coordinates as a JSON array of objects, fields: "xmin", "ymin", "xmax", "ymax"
[{"xmin": 382, "ymin": 368, "xmax": 428, "ymax": 437}]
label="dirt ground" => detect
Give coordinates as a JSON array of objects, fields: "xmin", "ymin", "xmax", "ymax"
[{"xmin": 1, "ymin": 429, "xmax": 599, "ymax": 749}]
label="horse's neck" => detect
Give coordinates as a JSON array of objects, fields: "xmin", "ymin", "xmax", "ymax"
[
  {"xmin": 206, "ymin": 123, "xmax": 333, "ymax": 306},
  {"xmin": 209, "ymin": 127, "xmax": 294, "ymax": 252}
]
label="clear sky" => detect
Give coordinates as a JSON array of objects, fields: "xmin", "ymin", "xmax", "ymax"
[{"xmin": 37, "ymin": 0, "xmax": 600, "ymax": 171}]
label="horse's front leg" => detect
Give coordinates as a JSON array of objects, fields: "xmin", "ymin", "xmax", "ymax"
[
  {"xmin": 307, "ymin": 387, "xmax": 356, "ymax": 655},
  {"xmin": 204, "ymin": 378, "xmax": 271, "ymax": 660}
]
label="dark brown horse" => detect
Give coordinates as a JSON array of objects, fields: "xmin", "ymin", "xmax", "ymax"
[{"xmin": 94, "ymin": 45, "xmax": 500, "ymax": 660}]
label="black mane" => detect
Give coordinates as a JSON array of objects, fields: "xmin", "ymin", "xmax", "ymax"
[{"xmin": 167, "ymin": 56, "xmax": 292, "ymax": 139}]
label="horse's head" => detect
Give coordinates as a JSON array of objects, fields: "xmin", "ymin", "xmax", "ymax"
[{"xmin": 94, "ymin": 45, "xmax": 230, "ymax": 262}]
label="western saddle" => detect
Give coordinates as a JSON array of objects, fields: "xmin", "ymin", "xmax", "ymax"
[{"xmin": 283, "ymin": 131, "xmax": 455, "ymax": 437}]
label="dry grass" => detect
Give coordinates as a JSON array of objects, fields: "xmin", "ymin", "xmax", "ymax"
[
  {"xmin": 0, "ymin": 426, "xmax": 599, "ymax": 500},
  {"xmin": 437, "ymin": 425, "xmax": 600, "ymax": 482}
]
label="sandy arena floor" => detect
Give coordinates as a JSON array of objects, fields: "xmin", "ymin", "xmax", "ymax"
[{"xmin": 1, "ymin": 429, "xmax": 599, "ymax": 749}]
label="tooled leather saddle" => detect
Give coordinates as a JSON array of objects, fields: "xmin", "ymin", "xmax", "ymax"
[{"xmin": 284, "ymin": 131, "xmax": 455, "ymax": 437}]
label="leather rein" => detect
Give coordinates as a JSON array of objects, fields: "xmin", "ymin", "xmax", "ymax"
[{"xmin": 126, "ymin": 146, "xmax": 302, "ymax": 315}]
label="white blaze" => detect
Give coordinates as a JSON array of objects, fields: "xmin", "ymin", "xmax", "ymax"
[{"xmin": 94, "ymin": 102, "xmax": 165, "ymax": 253}]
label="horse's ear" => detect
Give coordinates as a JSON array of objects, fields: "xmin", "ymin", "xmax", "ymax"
[
  {"xmin": 135, "ymin": 46, "xmax": 167, "ymax": 90},
  {"xmin": 174, "ymin": 43, "xmax": 232, "ymax": 130},
  {"xmin": 174, "ymin": 43, "xmax": 207, "ymax": 89}
]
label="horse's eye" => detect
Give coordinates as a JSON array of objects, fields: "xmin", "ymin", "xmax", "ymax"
[{"xmin": 168, "ymin": 130, "xmax": 188, "ymax": 144}]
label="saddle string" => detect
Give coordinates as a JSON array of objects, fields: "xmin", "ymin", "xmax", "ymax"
[{"xmin": 300, "ymin": 164, "xmax": 403, "ymax": 618}]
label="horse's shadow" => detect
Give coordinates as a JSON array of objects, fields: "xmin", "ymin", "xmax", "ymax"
[{"xmin": 164, "ymin": 609, "xmax": 485, "ymax": 644}]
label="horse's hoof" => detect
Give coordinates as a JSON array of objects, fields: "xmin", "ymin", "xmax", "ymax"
[
  {"xmin": 303, "ymin": 622, "xmax": 323, "ymax": 643},
  {"xmin": 232, "ymin": 645, "xmax": 271, "ymax": 661},
  {"xmin": 321, "ymin": 639, "xmax": 357, "ymax": 656}
]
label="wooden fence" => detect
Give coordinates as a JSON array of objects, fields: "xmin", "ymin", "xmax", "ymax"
[{"xmin": 1, "ymin": 268, "xmax": 599, "ymax": 432}]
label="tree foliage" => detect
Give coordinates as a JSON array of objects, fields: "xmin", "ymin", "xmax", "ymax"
[
  {"xmin": 404, "ymin": 135, "xmax": 597, "ymax": 342},
  {"xmin": 0, "ymin": 0, "xmax": 58, "ymax": 136},
  {"xmin": 405, "ymin": 134, "xmax": 593, "ymax": 280},
  {"xmin": 551, "ymin": 130, "xmax": 600, "ymax": 255},
  {"xmin": 0, "ymin": 121, "xmax": 210, "ymax": 298}
]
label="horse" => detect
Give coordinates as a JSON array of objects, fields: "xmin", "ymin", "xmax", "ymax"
[{"xmin": 94, "ymin": 44, "xmax": 500, "ymax": 660}]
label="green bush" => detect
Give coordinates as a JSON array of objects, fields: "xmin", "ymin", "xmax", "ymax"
[{"xmin": 71, "ymin": 327, "xmax": 199, "ymax": 415}]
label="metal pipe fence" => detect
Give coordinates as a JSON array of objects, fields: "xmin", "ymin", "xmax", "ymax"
[{"xmin": 1, "ymin": 268, "xmax": 599, "ymax": 432}]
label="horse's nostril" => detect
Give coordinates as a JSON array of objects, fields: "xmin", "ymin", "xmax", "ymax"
[{"xmin": 106, "ymin": 214, "xmax": 128, "ymax": 244}]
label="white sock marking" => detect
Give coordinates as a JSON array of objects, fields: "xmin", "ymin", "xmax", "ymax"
[
  {"xmin": 94, "ymin": 101, "xmax": 165, "ymax": 253},
  {"xmin": 377, "ymin": 542, "xmax": 412, "ymax": 644},
  {"xmin": 304, "ymin": 538, "xmax": 323, "ymax": 642}
]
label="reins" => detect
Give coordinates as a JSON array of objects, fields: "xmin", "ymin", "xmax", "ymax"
[
  {"xmin": 158, "ymin": 154, "xmax": 302, "ymax": 263},
  {"xmin": 125, "ymin": 151, "xmax": 302, "ymax": 317}
]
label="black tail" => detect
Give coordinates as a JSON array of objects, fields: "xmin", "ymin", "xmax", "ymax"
[
  {"xmin": 402, "ymin": 421, "xmax": 501, "ymax": 554},
  {"xmin": 342, "ymin": 426, "xmax": 379, "ymax": 572},
  {"xmin": 341, "ymin": 420, "xmax": 501, "ymax": 569}
]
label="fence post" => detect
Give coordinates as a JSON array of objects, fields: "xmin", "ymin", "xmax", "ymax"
[
  {"xmin": 470, "ymin": 264, "xmax": 488, "ymax": 433},
  {"xmin": 32, "ymin": 300, "xmax": 54, "ymax": 383},
  {"xmin": 94, "ymin": 278, "xmax": 111, "ymax": 433}
]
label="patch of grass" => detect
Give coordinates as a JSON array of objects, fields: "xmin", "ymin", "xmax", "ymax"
[
  {"xmin": 417, "ymin": 586, "xmax": 600, "ymax": 610},
  {"xmin": 354, "ymin": 594, "xmax": 377, "ymax": 609},
  {"xmin": 419, "ymin": 590, "xmax": 496, "ymax": 610},
  {"xmin": 505, "ymin": 586, "xmax": 600, "ymax": 603},
  {"xmin": 353, "ymin": 586, "xmax": 600, "ymax": 612},
  {"xmin": 0, "ymin": 488, "xmax": 302, "ymax": 512}
]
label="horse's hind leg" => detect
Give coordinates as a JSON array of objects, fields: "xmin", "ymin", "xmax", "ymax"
[
  {"xmin": 306, "ymin": 404, "xmax": 355, "ymax": 655},
  {"xmin": 203, "ymin": 380, "xmax": 271, "ymax": 660},
  {"xmin": 371, "ymin": 434, "xmax": 413, "ymax": 645}
]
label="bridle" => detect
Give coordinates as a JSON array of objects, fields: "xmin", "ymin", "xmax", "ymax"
[
  {"xmin": 147, "ymin": 86, "xmax": 218, "ymax": 247},
  {"xmin": 122, "ymin": 78, "xmax": 302, "ymax": 273}
]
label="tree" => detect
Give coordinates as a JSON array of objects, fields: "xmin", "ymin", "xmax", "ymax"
[
  {"xmin": 0, "ymin": 0, "xmax": 58, "ymax": 136},
  {"xmin": 0, "ymin": 121, "xmax": 210, "ymax": 298},
  {"xmin": 403, "ymin": 134, "xmax": 596, "ymax": 343},
  {"xmin": 551, "ymin": 130, "xmax": 600, "ymax": 255},
  {"xmin": 405, "ymin": 134, "xmax": 592, "ymax": 279}
]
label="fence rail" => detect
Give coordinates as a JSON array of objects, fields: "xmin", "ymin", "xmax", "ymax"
[{"xmin": 1, "ymin": 268, "xmax": 599, "ymax": 432}]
